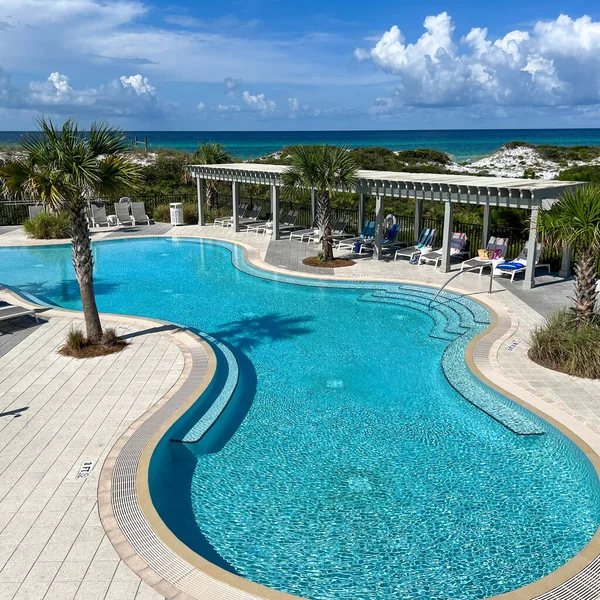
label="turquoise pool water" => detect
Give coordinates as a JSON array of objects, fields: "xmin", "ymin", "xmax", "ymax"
[{"xmin": 1, "ymin": 238, "xmax": 599, "ymax": 600}]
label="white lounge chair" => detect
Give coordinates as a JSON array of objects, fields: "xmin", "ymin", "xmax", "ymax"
[
  {"xmin": 248, "ymin": 210, "xmax": 299, "ymax": 235},
  {"xmin": 234, "ymin": 206, "xmax": 263, "ymax": 228},
  {"xmin": 89, "ymin": 205, "xmax": 110, "ymax": 227},
  {"xmin": 394, "ymin": 228, "xmax": 438, "ymax": 262},
  {"xmin": 214, "ymin": 204, "xmax": 248, "ymax": 227},
  {"xmin": 460, "ymin": 236, "xmax": 509, "ymax": 275},
  {"xmin": 28, "ymin": 205, "xmax": 44, "ymax": 220},
  {"xmin": 289, "ymin": 217, "xmax": 318, "ymax": 242},
  {"xmin": 310, "ymin": 218, "xmax": 350, "ymax": 245},
  {"xmin": 494, "ymin": 244, "xmax": 551, "ymax": 282},
  {"xmin": 131, "ymin": 202, "xmax": 151, "ymax": 225},
  {"xmin": 0, "ymin": 303, "xmax": 39, "ymax": 324},
  {"xmin": 114, "ymin": 203, "xmax": 133, "ymax": 226},
  {"xmin": 420, "ymin": 232, "xmax": 469, "ymax": 267}
]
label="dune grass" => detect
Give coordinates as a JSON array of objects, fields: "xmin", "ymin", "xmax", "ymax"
[{"xmin": 529, "ymin": 309, "xmax": 600, "ymax": 379}]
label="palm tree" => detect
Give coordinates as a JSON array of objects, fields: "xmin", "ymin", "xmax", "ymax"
[
  {"xmin": 0, "ymin": 118, "xmax": 141, "ymax": 342},
  {"xmin": 194, "ymin": 142, "xmax": 232, "ymax": 207},
  {"xmin": 538, "ymin": 184, "xmax": 600, "ymax": 322},
  {"xmin": 282, "ymin": 145, "xmax": 358, "ymax": 261}
]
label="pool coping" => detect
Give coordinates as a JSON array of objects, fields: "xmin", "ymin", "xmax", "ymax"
[{"xmin": 3, "ymin": 235, "xmax": 600, "ymax": 600}]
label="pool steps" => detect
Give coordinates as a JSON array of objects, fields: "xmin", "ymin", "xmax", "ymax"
[
  {"xmin": 361, "ymin": 286, "xmax": 545, "ymax": 436},
  {"xmin": 179, "ymin": 333, "xmax": 240, "ymax": 444}
]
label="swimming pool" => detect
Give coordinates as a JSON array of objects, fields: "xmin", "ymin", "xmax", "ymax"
[{"xmin": 1, "ymin": 237, "xmax": 599, "ymax": 600}]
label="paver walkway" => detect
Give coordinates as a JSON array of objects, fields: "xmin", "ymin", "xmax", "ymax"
[{"xmin": 0, "ymin": 304, "xmax": 185, "ymax": 600}]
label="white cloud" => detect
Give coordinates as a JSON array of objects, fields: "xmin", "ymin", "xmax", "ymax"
[
  {"xmin": 0, "ymin": 69, "xmax": 171, "ymax": 119},
  {"xmin": 119, "ymin": 74, "xmax": 156, "ymax": 96},
  {"xmin": 356, "ymin": 12, "xmax": 600, "ymax": 109},
  {"xmin": 216, "ymin": 104, "xmax": 241, "ymax": 112},
  {"xmin": 197, "ymin": 101, "xmax": 205, "ymax": 110},
  {"xmin": 242, "ymin": 90, "xmax": 276, "ymax": 114},
  {"xmin": 224, "ymin": 77, "xmax": 242, "ymax": 95}
]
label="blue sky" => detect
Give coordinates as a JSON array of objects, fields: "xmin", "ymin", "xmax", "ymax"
[{"xmin": 0, "ymin": 0, "xmax": 599, "ymax": 130}]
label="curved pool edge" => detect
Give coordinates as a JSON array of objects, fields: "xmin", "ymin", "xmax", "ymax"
[{"xmin": 2, "ymin": 235, "xmax": 600, "ymax": 600}]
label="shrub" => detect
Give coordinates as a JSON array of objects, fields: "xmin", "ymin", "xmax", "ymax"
[
  {"xmin": 152, "ymin": 204, "xmax": 170, "ymax": 223},
  {"xmin": 557, "ymin": 165, "xmax": 600, "ymax": 183},
  {"xmin": 60, "ymin": 326, "xmax": 127, "ymax": 358},
  {"xmin": 529, "ymin": 309, "xmax": 600, "ymax": 379},
  {"xmin": 23, "ymin": 211, "xmax": 70, "ymax": 239}
]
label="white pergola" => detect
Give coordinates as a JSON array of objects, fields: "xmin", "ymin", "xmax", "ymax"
[{"xmin": 188, "ymin": 163, "xmax": 584, "ymax": 289}]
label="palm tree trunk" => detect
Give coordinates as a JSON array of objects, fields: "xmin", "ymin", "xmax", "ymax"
[
  {"xmin": 573, "ymin": 249, "xmax": 598, "ymax": 322},
  {"xmin": 317, "ymin": 191, "xmax": 334, "ymax": 261},
  {"xmin": 69, "ymin": 205, "xmax": 103, "ymax": 342},
  {"xmin": 206, "ymin": 182, "xmax": 217, "ymax": 207}
]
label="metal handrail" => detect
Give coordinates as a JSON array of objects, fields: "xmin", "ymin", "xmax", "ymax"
[{"xmin": 431, "ymin": 265, "xmax": 494, "ymax": 303}]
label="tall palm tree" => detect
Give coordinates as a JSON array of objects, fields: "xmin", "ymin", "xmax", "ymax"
[
  {"xmin": 0, "ymin": 118, "xmax": 141, "ymax": 342},
  {"xmin": 538, "ymin": 184, "xmax": 600, "ymax": 322},
  {"xmin": 282, "ymin": 145, "xmax": 358, "ymax": 261},
  {"xmin": 194, "ymin": 142, "xmax": 233, "ymax": 207}
]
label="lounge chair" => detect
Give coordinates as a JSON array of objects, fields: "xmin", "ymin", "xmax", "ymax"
[
  {"xmin": 247, "ymin": 210, "xmax": 299, "ymax": 235},
  {"xmin": 394, "ymin": 228, "xmax": 437, "ymax": 262},
  {"xmin": 460, "ymin": 237, "xmax": 509, "ymax": 275},
  {"xmin": 420, "ymin": 232, "xmax": 469, "ymax": 267},
  {"xmin": 494, "ymin": 244, "xmax": 551, "ymax": 282},
  {"xmin": 233, "ymin": 205, "xmax": 263, "ymax": 228},
  {"xmin": 310, "ymin": 218, "xmax": 350, "ymax": 245},
  {"xmin": 114, "ymin": 203, "xmax": 133, "ymax": 226},
  {"xmin": 289, "ymin": 218, "xmax": 318, "ymax": 242},
  {"xmin": 335, "ymin": 221, "xmax": 375, "ymax": 252},
  {"xmin": 28, "ymin": 205, "xmax": 44, "ymax": 220},
  {"xmin": 0, "ymin": 303, "xmax": 39, "ymax": 324},
  {"xmin": 90, "ymin": 205, "xmax": 110, "ymax": 228},
  {"xmin": 214, "ymin": 204, "xmax": 248, "ymax": 227},
  {"xmin": 130, "ymin": 202, "xmax": 151, "ymax": 225},
  {"xmin": 358, "ymin": 223, "xmax": 402, "ymax": 255}
]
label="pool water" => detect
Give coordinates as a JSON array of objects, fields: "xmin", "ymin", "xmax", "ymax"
[{"xmin": 1, "ymin": 238, "xmax": 599, "ymax": 600}]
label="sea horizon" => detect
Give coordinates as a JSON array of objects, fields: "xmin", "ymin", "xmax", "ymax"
[{"xmin": 1, "ymin": 128, "xmax": 600, "ymax": 161}]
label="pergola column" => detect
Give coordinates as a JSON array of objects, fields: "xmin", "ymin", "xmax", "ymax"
[
  {"xmin": 481, "ymin": 203, "xmax": 491, "ymax": 248},
  {"xmin": 523, "ymin": 206, "xmax": 539, "ymax": 289},
  {"xmin": 559, "ymin": 244, "xmax": 572, "ymax": 278},
  {"xmin": 196, "ymin": 177, "xmax": 205, "ymax": 226},
  {"xmin": 374, "ymin": 194, "xmax": 384, "ymax": 260},
  {"xmin": 232, "ymin": 181, "xmax": 240, "ymax": 232},
  {"xmin": 358, "ymin": 193, "xmax": 366, "ymax": 234},
  {"xmin": 271, "ymin": 185, "xmax": 280, "ymax": 240},
  {"xmin": 311, "ymin": 189, "xmax": 317, "ymax": 225},
  {"xmin": 440, "ymin": 201, "xmax": 454, "ymax": 273},
  {"xmin": 414, "ymin": 197, "xmax": 423, "ymax": 244}
]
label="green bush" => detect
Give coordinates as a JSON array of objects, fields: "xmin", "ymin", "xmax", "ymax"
[
  {"xmin": 151, "ymin": 203, "xmax": 230, "ymax": 225},
  {"xmin": 23, "ymin": 211, "xmax": 70, "ymax": 239},
  {"xmin": 529, "ymin": 309, "xmax": 600, "ymax": 379},
  {"xmin": 557, "ymin": 165, "xmax": 600, "ymax": 183}
]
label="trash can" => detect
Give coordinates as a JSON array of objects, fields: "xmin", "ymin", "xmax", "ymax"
[{"xmin": 170, "ymin": 202, "xmax": 184, "ymax": 226}]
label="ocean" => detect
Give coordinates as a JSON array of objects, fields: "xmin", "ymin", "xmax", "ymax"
[{"xmin": 1, "ymin": 129, "xmax": 600, "ymax": 161}]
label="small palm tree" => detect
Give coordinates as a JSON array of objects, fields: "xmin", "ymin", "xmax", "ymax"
[
  {"xmin": 538, "ymin": 184, "xmax": 600, "ymax": 322},
  {"xmin": 194, "ymin": 142, "xmax": 232, "ymax": 206},
  {"xmin": 282, "ymin": 145, "xmax": 358, "ymax": 261},
  {"xmin": 0, "ymin": 118, "xmax": 141, "ymax": 342}
]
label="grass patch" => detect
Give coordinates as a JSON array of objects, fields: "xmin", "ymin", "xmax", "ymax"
[
  {"xmin": 302, "ymin": 256, "xmax": 356, "ymax": 268},
  {"xmin": 59, "ymin": 327, "xmax": 128, "ymax": 359},
  {"xmin": 528, "ymin": 309, "xmax": 600, "ymax": 379},
  {"xmin": 23, "ymin": 211, "xmax": 70, "ymax": 239}
]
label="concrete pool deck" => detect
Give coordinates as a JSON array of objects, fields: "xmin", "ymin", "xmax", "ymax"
[{"xmin": 1, "ymin": 223, "xmax": 600, "ymax": 600}]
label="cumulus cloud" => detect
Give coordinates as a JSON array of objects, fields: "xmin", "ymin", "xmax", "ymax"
[
  {"xmin": 355, "ymin": 12, "xmax": 600, "ymax": 110},
  {"xmin": 119, "ymin": 74, "xmax": 156, "ymax": 96},
  {"xmin": 0, "ymin": 69, "xmax": 172, "ymax": 119},
  {"xmin": 242, "ymin": 90, "xmax": 276, "ymax": 114},
  {"xmin": 197, "ymin": 101, "xmax": 205, "ymax": 110},
  {"xmin": 224, "ymin": 77, "xmax": 242, "ymax": 95},
  {"xmin": 216, "ymin": 104, "xmax": 241, "ymax": 112}
]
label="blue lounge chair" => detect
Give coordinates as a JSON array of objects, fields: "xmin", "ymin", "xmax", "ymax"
[
  {"xmin": 336, "ymin": 221, "xmax": 376, "ymax": 252},
  {"xmin": 394, "ymin": 228, "xmax": 437, "ymax": 261}
]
